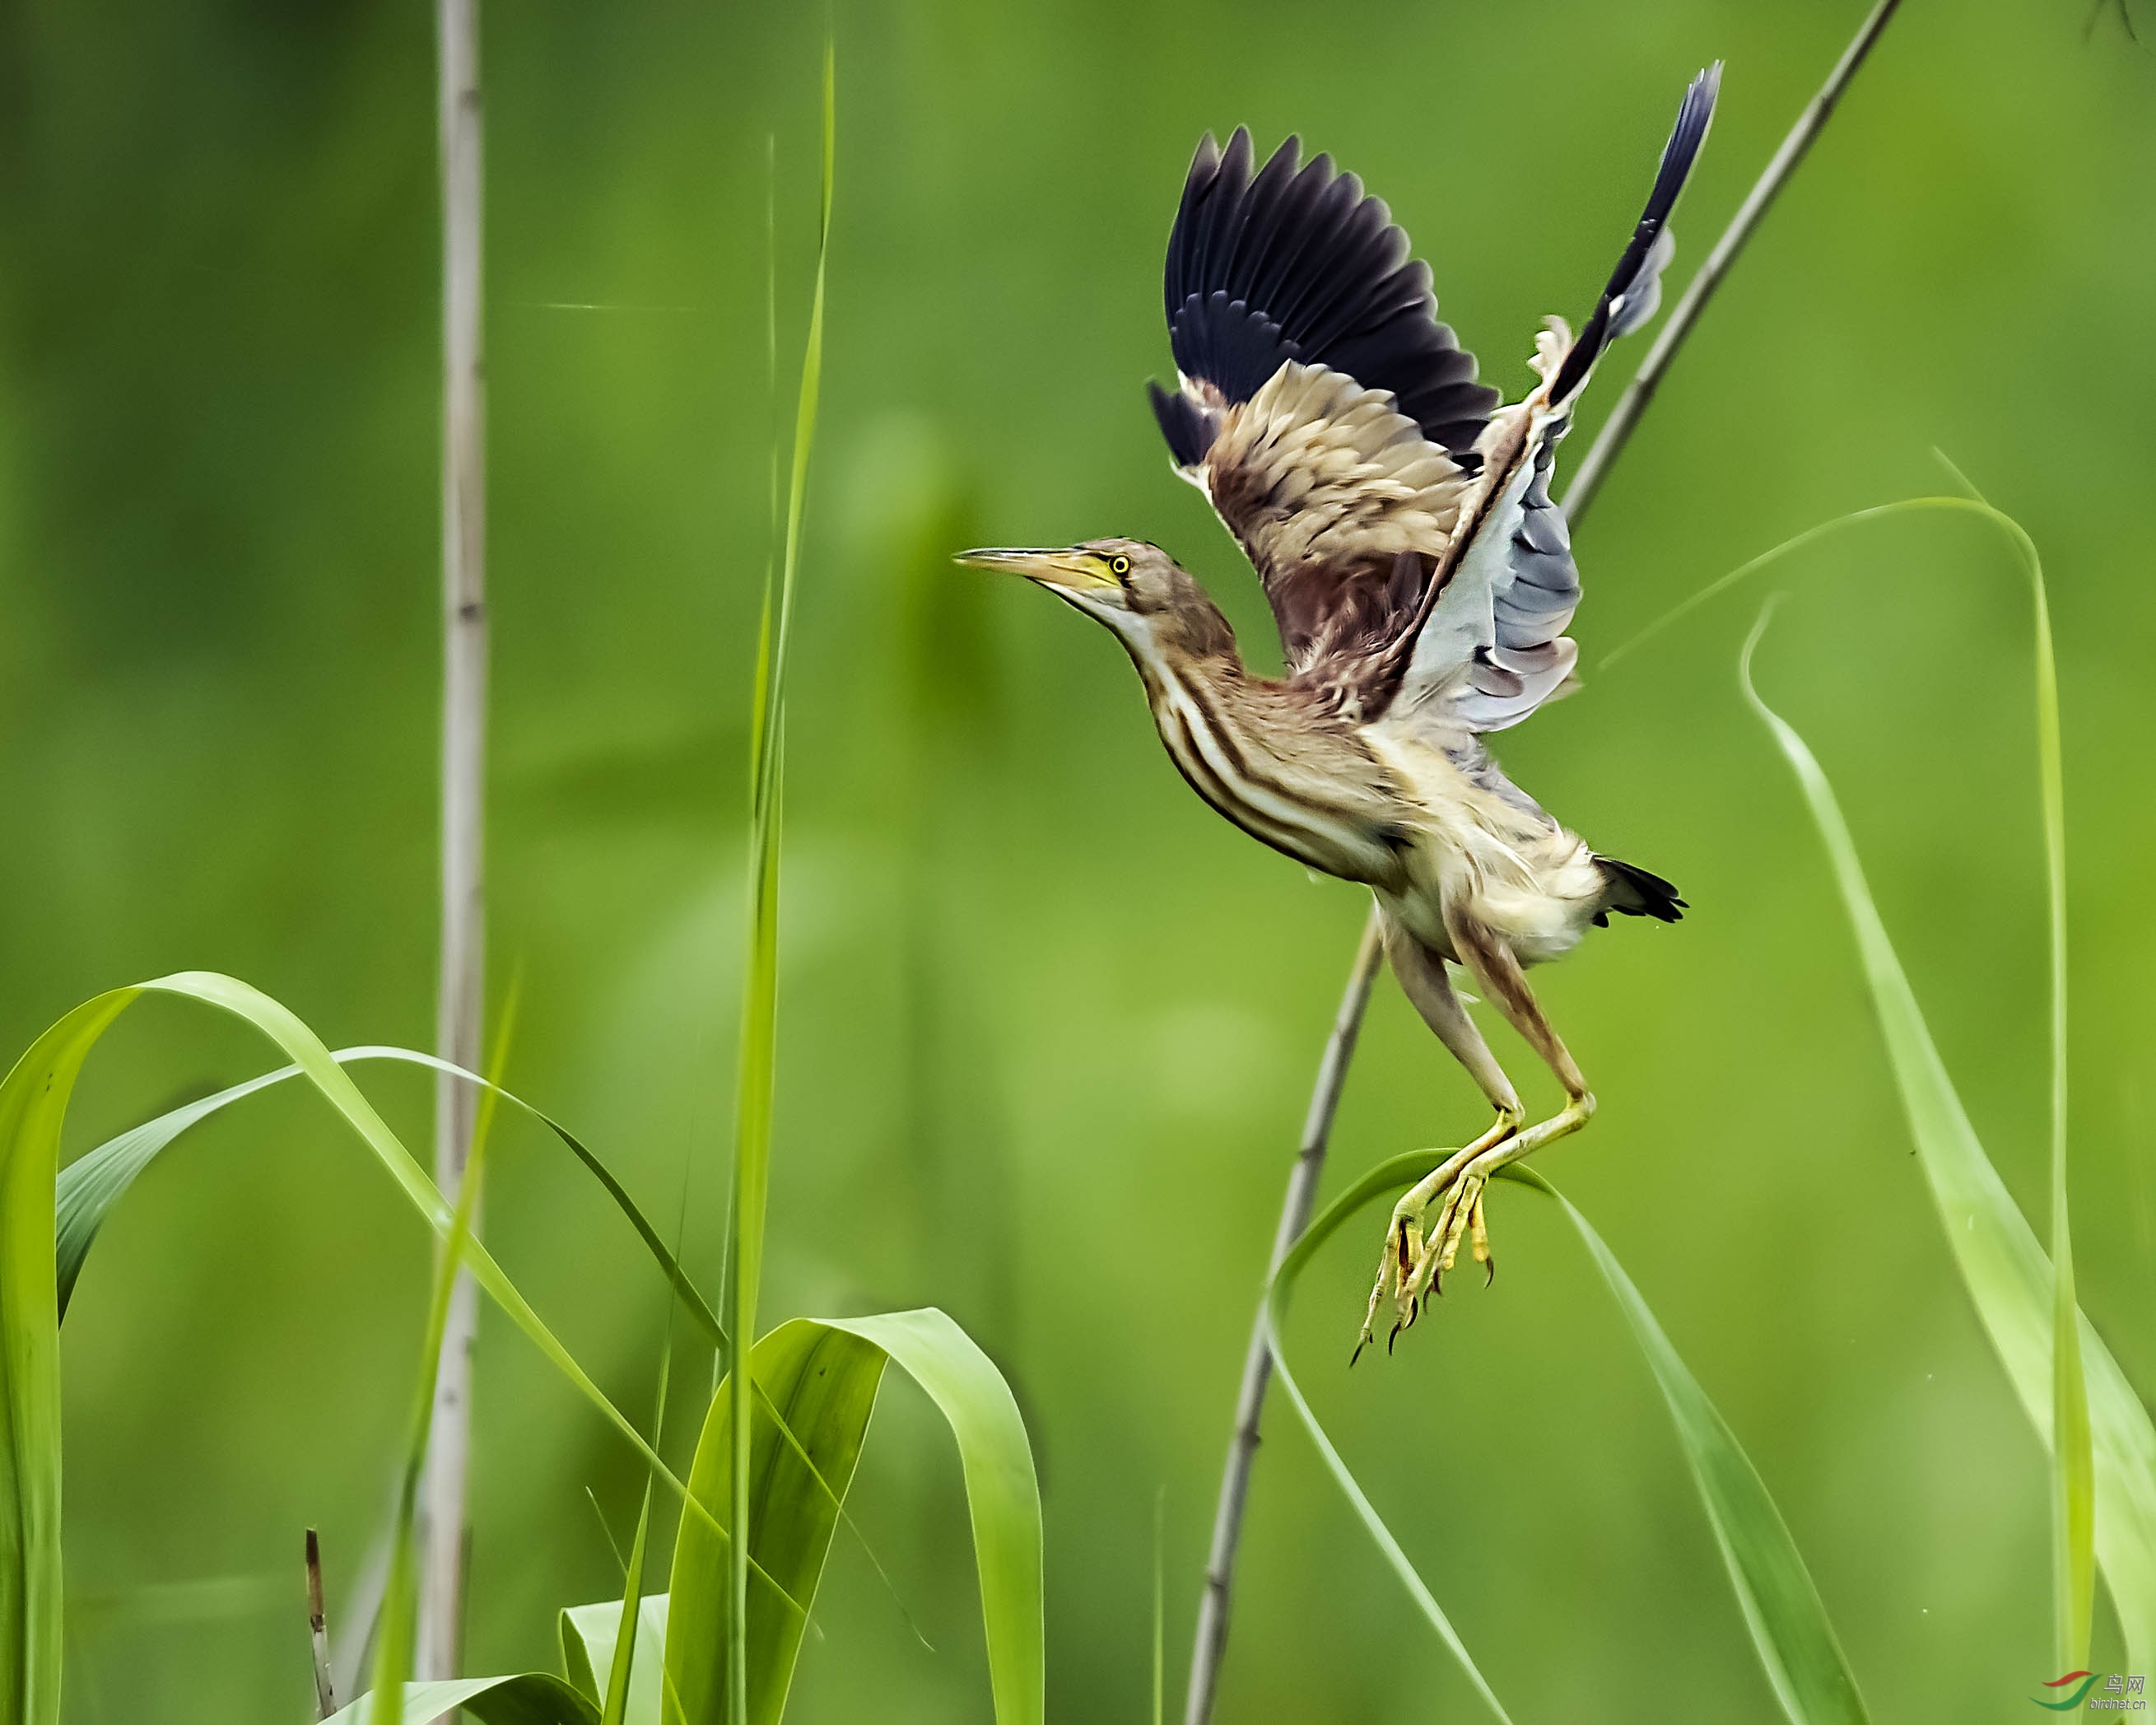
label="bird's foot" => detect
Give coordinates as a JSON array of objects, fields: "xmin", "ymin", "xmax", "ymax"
[
  {"xmin": 1353, "ymin": 1112, "xmax": 1520, "ymax": 1360},
  {"xmin": 1356, "ymin": 1093, "xmax": 1595, "ymax": 1354}
]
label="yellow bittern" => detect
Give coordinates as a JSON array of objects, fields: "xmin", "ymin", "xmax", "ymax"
[{"xmin": 962, "ymin": 68, "xmax": 1716, "ymax": 1351}]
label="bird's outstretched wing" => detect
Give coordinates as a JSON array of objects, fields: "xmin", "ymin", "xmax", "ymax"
[
  {"xmin": 1147, "ymin": 128, "xmax": 1499, "ymax": 688},
  {"xmin": 1149, "ymin": 66, "xmax": 1720, "ymax": 729},
  {"xmin": 1395, "ymin": 63, "xmax": 1719, "ymax": 734}
]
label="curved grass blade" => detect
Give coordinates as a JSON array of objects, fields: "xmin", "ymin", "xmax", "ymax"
[
  {"xmin": 57, "ymin": 1046, "xmax": 724, "ymax": 1350},
  {"xmin": 323, "ymin": 1675, "xmax": 600, "ymax": 1725},
  {"xmin": 561, "ymin": 1598, "xmax": 668, "ymax": 1723},
  {"xmin": 1509, "ymin": 1167, "xmax": 1869, "ymax": 1723},
  {"xmin": 821, "ymin": 1309, "xmax": 1043, "ymax": 1725},
  {"xmin": 56, "ymin": 1037, "xmax": 925, "ymax": 1639},
  {"xmin": 0, "ymin": 972, "xmax": 771, "ymax": 1725},
  {"xmin": 664, "ymin": 1308, "xmax": 1042, "ymax": 1725},
  {"xmin": 0, "ymin": 988, "xmax": 133, "ymax": 1725},
  {"xmin": 1930, "ymin": 460, "xmax": 2092, "ymax": 1670},
  {"xmin": 1610, "ymin": 489, "xmax": 2100, "ymax": 1661},
  {"xmin": 668, "ymin": 1320, "xmax": 882, "ymax": 1725},
  {"xmin": 1265, "ymin": 1149, "xmax": 1515, "ymax": 1725},
  {"xmin": 1269, "ymin": 1148, "xmax": 1868, "ymax": 1721},
  {"xmin": 1740, "ymin": 624, "xmax": 2153, "ymax": 1666}
]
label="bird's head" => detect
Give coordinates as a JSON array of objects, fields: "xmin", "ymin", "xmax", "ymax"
[{"xmin": 954, "ymin": 538, "xmax": 1235, "ymax": 664}]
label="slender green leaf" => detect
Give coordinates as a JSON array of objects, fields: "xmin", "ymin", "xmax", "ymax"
[
  {"xmin": 1266, "ymin": 1149, "xmax": 1516, "ymax": 1725},
  {"xmin": 561, "ymin": 1598, "xmax": 668, "ymax": 1724},
  {"xmin": 1741, "ymin": 622, "xmax": 2156, "ymax": 1665},
  {"xmin": 1270, "ymin": 1148, "xmax": 1867, "ymax": 1721},
  {"xmin": 1150, "ymin": 1488, "xmax": 1164, "ymax": 1725},
  {"xmin": 722, "ymin": 43, "xmax": 835, "ymax": 1725},
  {"xmin": 664, "ymin": 1308, "xmax": 1042, "ymax": 1725},
  {"xmin": 57, "ymin": 1046, "xmax": 724, "ymax": 1346},
  {"xmin": 0, "ymin": 988, "xmax": 133, "ymax": 1725},
  {"xmin": 601, "ymin": 1487, "xmax": 657, "ymax": 1725},
  {"xmin": 323, "ymin": 1675, "xmax": 599, "ymax": 1725},
  {"xmin": 1512, "ymin": 1167, "xmax": 1869, "ymax": 1723},
  {"xmin": 56, "ymin": 1042, "xmax": 908, "ymax": 1616},
  {"xmin": 0, "ymin": 973, "xmax": 761, "ymax": 1725},
  {"xmin": 668, "ymin": 1320, "xmax": 883, "ymax": 1725},
  {"xmin": 821, "ymin": 1309, "xmax": 1043, "ymax": 1725},
  {"xmin": 1931, "ymin": 461, "xmax": 2092, "ymax": 1670},
  {"xmin": 369, "ymin": 991, "xmax": 504, "ymax": 1725}
]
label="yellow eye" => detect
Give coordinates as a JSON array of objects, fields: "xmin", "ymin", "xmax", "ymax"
[{"xmin": 1111, "ymin": 555, "xmax": 1131, "ymax": 577}]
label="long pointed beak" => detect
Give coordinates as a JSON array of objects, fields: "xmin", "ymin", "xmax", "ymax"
[{"xmin": 953, "ymin": 547, "xmax": 1119, "ymax": 591}]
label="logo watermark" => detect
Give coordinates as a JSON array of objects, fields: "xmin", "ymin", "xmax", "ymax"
[{"xmin": 2036, "ymin": 1671, "xmax": 2148, "ymax": 1711}]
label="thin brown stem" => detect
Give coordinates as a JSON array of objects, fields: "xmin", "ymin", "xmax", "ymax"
[
  {"xmin": 1184, "ymin": 912, "xmax": 1383, "ymax": 1725},
  {"xmin": 423, "ymin": 0, "xmax": 486, "ymax": 1688},
  {"xmin": 305, "ymin": 1527, "xmax": 336, "ymax": 1721},
  {"xmin": 1562, "ymin": 0, "xmax": 1903, "ymax": 526},
  {"xmin": 1182, "ymin": 7, "xmax": 1905, "ymax": 1718}
]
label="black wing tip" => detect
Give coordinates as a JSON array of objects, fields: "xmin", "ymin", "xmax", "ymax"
[
  {"xmin": 1645, "ymin": 63, "xmax": 1722, "ymax": 226},
  {"xmin": 1595, "ymin": 856, "xmax": 1688, "ymax": 925},
  {"xmin": 1548, "ymin": 63, "xmax": 1723, "ymax": 404}
]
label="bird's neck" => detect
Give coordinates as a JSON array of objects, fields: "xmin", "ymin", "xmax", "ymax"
[{"xmin": 1121, "ymin": 641, "xmax": 1404, "ymax": 882}]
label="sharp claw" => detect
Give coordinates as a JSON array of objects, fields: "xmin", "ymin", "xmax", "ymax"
[
  {"xmin": 1350, "ymin": 1335, "xmax": 1369, "ymax": 1368},
  {"xmin": 1483, "ymin": 1256, "xmax": 1497, "ymax": 1289},
  {"xmin": 1406, "ymin": 1295, "xmax": 1419, "ymax": 1327},
  {"xmin": 1386, "ymin": 1322, "xmax": 1400, "ymax": 1356}
]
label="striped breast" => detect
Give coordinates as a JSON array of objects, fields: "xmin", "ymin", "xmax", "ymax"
[{"xmin": 1139, "ymin": 664, "xmax": 1405, "ymax": 883}]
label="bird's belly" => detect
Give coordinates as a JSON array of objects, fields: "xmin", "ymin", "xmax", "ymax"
[{"xmin": 1384, "ymin": 824, "xmax": 1605, "ymax": 967}]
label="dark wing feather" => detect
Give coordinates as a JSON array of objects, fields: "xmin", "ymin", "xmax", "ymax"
[
  {"xmin": 1157, "ymin": 130, "xmax": 1499, "ymax": 464},
  {"xmin": 1148, "ymin": 131, "xmax": 1497, "ymax": 688}
]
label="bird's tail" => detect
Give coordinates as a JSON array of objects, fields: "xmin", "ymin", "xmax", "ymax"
[
  {"xmin": 1591, "ymin": 856, "xmax": 1687, "ymax": 925},
  {"xmin": 1547, "ymin": 63, "xmax": 1722, "ymax": 406}
]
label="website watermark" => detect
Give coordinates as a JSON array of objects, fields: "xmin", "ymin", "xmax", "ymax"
[{"xmin": 2036, "ymin": 1671, "xmax": 2149, "ymax": 1710}]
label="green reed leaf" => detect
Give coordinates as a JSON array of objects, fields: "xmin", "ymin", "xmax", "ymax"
[
  {"xmin": 722, "ymin": 41, "xmax": 835, "ymax": 1725},
  {"xmin": 0, "ymin": 972, "xmax": 774, "ymax": 1725},
  {"xmin": 562, "ymin": 1598, "xmax": 668, "ymax": 1725},
  {"xmin": 1270, "ymin": 1148, "xmax": 1867, "ymax": 1721},
  {"xmin": 323, "ymin": 1675, "xmax": 599, "ymax": 1725},
  {"xmin": 663, "ymin": 1308, "xmax": 1041, "ymax": 1725},
  {"xmin": 1511, "ymin": 1168, "xmax": 1870, "ymax": 1723},
  {"xmin": 600, "ymin": 1485, "xmax": 657, "ymax": 1725},
  {"xmin": 1742, "ymin": 622, "xmax": 2151, "ymax": 1667},
  {"xmin": 820, "ymin": 1309, "xmax": 1043, "ymax": 1725},
  {"xmin": 57, "ymin": 1047, "xmax": 722, "ymax": 1351},
  {"xmin": 1265, "ymin": 1150, "xmax": 1515, "ymax": 1725}
]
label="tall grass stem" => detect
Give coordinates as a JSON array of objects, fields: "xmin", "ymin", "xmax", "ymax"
[
  {"xmin": 1560, "ymin": 0, "xmax": 1903, "ymax": 526},
  {"xmin": 423, "ymin": 0, "xmax": 487, "ymax": 1686},
  {"xmin": 306, "ymin": 1529, "xmax": 336, "ymax": 1720},
  {"xmin": 724, "ymin": 42, "xmax": 835, "ymax": 1725}
]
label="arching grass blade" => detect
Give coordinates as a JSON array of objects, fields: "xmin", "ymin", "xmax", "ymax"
[
  {"xmin": 1269, "ymin": 1147, "xmax": 1868, "ymax": 1721},
  {"xmin": 1265, "ymin": 1149, "xmax": 1516, "ymax": 1725},
  {"xmin": 1743, "ymin": 619, "xmax": 2149, "ymax": 1667},
  {"xmin": 664, "ymin": 1308, "xmax": 1041, "ymax": 1725},
  {"xmin": 1510, "ymin": 1168, "xmax": 1869, "ymax": 1723},
  {"xmin": 321, "ymin": 1675, "xmax": 599, "ymax": 1725}
]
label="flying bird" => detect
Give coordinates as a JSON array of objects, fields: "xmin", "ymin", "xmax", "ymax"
[{"xmin": 961, "ymin": 68, "xmax": 1717, "ymax": 1352}]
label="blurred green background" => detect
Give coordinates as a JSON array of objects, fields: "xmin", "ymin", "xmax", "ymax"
[{"xmin": 6, "ymin": 0, "xmax": 2154, "ymax": 1718}]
